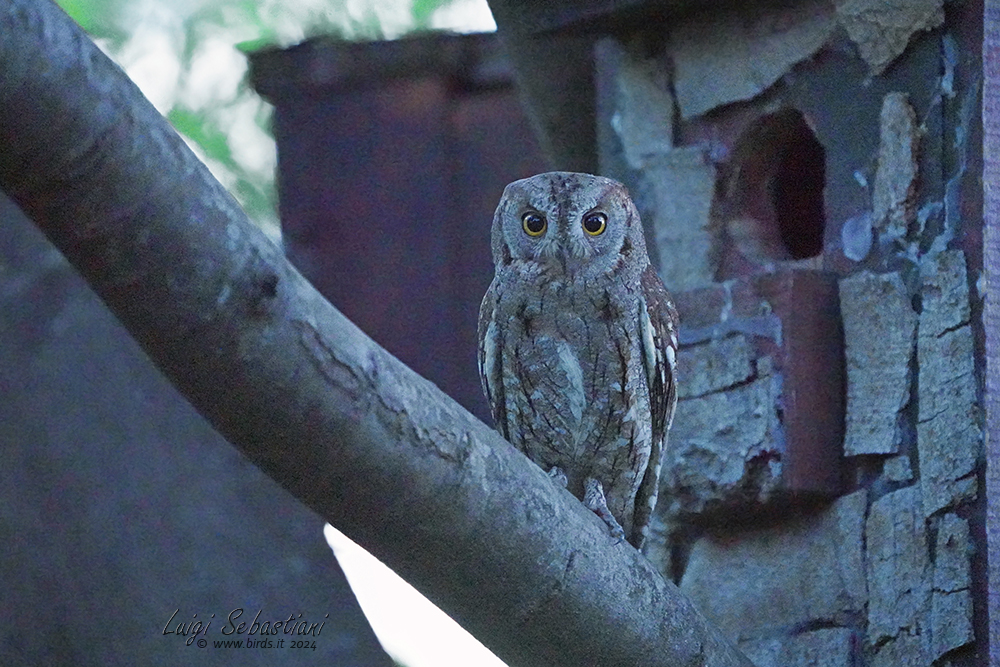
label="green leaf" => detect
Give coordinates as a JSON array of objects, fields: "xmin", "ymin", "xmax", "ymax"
[
  {"xmin": 56, "ymin": 0, "xmax": 129, "ymax": 43},
  {"xmin": 167, "ymin": 107, "xmax": 235, "ymax": 169},
  {"xmin": 411, "ymin": 0, "xmax": 444, "ymax": 28},
  {"xmin": 236, "ymin": 36, "xmax": 276, "ymax": 54}
]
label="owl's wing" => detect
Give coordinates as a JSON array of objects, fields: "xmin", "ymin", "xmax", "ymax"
[
  {"xmin": 477, "ymin": 279, "xmax": 508, "ymax": 439},
  {"xmin": 631, "ymin": 265, "xmax": 679, "ymax": 549}
]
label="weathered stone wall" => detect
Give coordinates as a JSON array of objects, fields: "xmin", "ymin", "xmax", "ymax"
[{"xmin": 595, "ymin": 1, "xmax": 984, "ymax": 664}]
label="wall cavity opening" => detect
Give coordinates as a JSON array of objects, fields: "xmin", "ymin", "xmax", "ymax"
[{"xmin": 714, "ymin": 108, "xmax": 826, "ymax": 273}]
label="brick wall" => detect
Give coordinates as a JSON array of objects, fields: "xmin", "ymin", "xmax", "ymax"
[{"xmin": 593, "ymin": 2, "xmax": 985, "ymax": 664}]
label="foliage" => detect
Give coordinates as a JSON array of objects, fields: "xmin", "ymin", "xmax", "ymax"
[{"xmin": 55, "ymin": 0, "xmax": 479, "ymax": 236}]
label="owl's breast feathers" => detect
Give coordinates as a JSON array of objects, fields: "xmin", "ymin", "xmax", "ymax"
[{"xmin": 478, "ymin": 266, "xmax": 678, "ymax": 547}]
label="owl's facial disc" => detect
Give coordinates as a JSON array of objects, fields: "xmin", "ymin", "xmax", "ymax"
[
  {"xmin": 492, "ymin": 172, "xmax": 647, "ymax": 279},
  {"xmin": 511, "ymin": 204, "xmax": 620, "ymax": 277}
]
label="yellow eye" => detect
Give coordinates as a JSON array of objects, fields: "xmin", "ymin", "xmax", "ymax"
[
  {"xmin": 582, "ymin": 212, "xmax": 607, "ymax": 236},
  {"xmin": 521, "ymin": 212, "xmax": 547, "ymax": 237}
]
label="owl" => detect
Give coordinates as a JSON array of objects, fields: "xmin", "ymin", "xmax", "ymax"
[{"xmin": 478, "ymin": 172, "xmax": 678, "ymax": 549}]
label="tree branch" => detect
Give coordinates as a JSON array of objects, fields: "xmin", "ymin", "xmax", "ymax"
[{"xmin": 0, "ymin": 2, "xmax": 753, "ymax": 665}]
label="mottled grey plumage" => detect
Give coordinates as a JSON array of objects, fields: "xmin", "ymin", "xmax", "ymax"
[{"xmin": 478, "ymin": 172, "xmax": 678, "ymax": 549}]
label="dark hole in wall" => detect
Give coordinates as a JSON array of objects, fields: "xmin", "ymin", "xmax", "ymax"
[
  {"xmin": 772, "ymin": 114, "xmax": 826, "ymax": 259},
  {"xmin": 715, "ymin": 108, "xmax": 826, "ymax": 273}
]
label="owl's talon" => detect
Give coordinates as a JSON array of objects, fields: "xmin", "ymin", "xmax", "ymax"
[
  {"xmin": 584, "ymin": 478, "xmax": 627, "ymax": 543},
  {"xmin": 547, "ymin": 466, "xmax": 568, "ymax": 488}
]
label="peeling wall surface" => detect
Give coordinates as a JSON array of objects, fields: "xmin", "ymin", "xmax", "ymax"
[{"xmin": 594, "ymin": 0, "xmax": 986, "ymax": 664}]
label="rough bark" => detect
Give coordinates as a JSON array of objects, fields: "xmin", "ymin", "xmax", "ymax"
[{"xmin": 0, "ymin": 2, "xmax": 753, "ymax": 666}]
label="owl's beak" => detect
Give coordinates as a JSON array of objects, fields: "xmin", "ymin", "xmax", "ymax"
[{"xmin": 534, "ymin": 228, "xmax": 589, "ymax": 277}]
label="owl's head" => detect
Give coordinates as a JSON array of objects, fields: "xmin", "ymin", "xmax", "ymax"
[{"xmin": 491, "ymin": 172, "xmax": 650, "ymax": 281}]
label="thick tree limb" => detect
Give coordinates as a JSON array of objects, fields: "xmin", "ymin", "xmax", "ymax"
[
  {"xmin": 487, "ymin": 0, "xmax": 598, "ymax": 173},
  {"xmin": 0, "ymin": 2, "xmax": 753, "ymax": 665}
]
